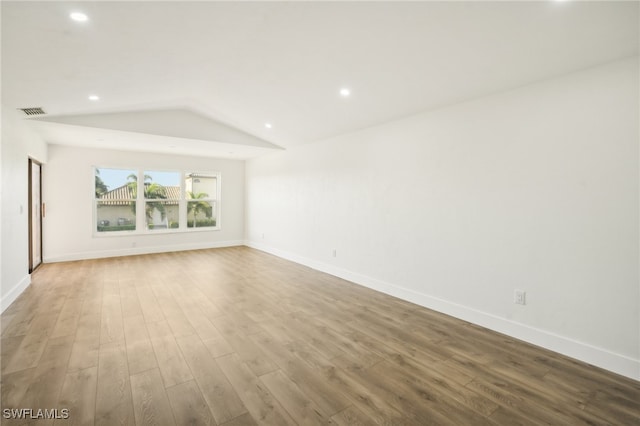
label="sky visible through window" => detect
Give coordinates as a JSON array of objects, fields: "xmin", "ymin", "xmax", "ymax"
[{"xmin": 97, "ymin": 168, "xmax": 180, "ymax": 192}]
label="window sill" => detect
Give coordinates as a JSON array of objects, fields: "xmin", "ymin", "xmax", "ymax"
[{"xmin": 92, "ymin": 226, "xmax": 221, "ymax": 238}]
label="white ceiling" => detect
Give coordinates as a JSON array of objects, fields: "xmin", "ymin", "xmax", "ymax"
[{"xmin": 2, "ymin": 1, "xmax": 638, "ymax": 158}]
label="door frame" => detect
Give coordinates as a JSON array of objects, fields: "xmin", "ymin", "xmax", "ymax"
[{"xmin": 28, "ymin": 158, "xmax": 43, "ymax": 273}]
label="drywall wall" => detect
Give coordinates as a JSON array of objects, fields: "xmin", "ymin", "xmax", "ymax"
[
  {"xmin": 1, "ymin": 108, "xmax": 48, "ymax": 312},
  {"xmin": 245, "ymin": 57, "xmax": 640, "ymax": 379},
  {"xmin": 44, "ymin": 145, "xmax": 245, "ymax": 261}
]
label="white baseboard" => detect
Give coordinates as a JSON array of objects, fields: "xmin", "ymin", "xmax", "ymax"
[
  {"xmin": 43, "ymin": 240, "xmax": 245, "ymax": 263},
  {"xmin": 245, "ymin": 240, "xmax": 640, "ymax": 381},
  {"xmin": 1, "ymin": 274, "xmax": 31, "ymax": 313}
]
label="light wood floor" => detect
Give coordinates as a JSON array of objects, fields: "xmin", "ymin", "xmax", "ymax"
[{"xmin": 1, "ymin": 247, "xmax": 639, "ymax": 425}]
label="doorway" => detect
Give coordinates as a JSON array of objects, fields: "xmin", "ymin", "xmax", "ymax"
[{"xmin": 28, "ymin": 158, "xmax": 42, "ymax": 273}]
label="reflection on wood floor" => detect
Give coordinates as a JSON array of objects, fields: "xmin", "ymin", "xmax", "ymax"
[{"xmin": 1, "ymin": 246, "xmax": 639, "ymax": 425}]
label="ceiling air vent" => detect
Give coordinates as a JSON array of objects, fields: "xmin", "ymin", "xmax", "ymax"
[{"xmin": 18, "ymin": 107, "xmax": 46, "ymax": 116}]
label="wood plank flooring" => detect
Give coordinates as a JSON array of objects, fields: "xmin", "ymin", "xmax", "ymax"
[{"xmin": 1, "ymin": 246, "xmax": 639, "ymax": 425}]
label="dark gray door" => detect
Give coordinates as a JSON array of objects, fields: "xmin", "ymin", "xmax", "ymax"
[{"xmin": 29, "ymin": 159, "xmax": 42, "ymax": 272}]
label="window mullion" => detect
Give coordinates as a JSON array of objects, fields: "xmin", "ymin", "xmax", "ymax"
[
  {"xmin": 180, "ymin": 171, "xmax": 187, "ymax": 230},
  {"xmin": 138, "ymin": 169, "xmax": 145, "ymax": 232}
]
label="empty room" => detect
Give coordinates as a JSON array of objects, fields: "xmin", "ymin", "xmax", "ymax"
[{"xmin": 1, "ymin": 1, "xmax": 639, "ymax": 425}]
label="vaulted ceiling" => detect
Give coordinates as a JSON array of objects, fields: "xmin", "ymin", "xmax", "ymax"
[{"xmin": 2, "ymin": 1, "xmax": 638, "ymax": 159}]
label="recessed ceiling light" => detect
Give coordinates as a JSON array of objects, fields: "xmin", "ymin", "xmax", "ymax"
[
  {"xmin": 265, "ymin": 123, "xmax": 273, "ymax": 129},
  {"xmin": 70, "ymin": 12, "xmax": 88, "ymax": 22},
  {"xmin": 340, "ymin": 88, "xmax": 351, "ymax": 97},
  {"xmin": 88, "ymin": 95, "xmax": 100, "ymax": 101}
]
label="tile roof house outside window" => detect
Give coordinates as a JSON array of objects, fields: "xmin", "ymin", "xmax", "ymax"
[{"xmin": 97, "ymin": 184, "xmax": 180, "ymax": 230}]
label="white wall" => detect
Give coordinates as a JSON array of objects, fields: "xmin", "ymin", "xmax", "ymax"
[
  {"xmin": 1, "ymin": 108, "xmax": 48, "ymax": 311},
  {"xmin": 246, "ymin": 57, "xmax": 640, "ymax": 380},
  {"xmin": 44, "ymin": 145, "xmax": 245, "ymax": 262}
]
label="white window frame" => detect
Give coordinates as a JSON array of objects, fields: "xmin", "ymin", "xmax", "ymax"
[
  {"xmin": 93, "ymin": 166, "xmax": 139, "ymax": 236},
  {"xmin": 93, "ymin": 166, "xmax": 221, "ymax": 237},
  {"xmin": 184, "ymin": 171, "xmax": 220, "ymax": 231},
  {"xmin": 143, "ymin": 168, "xmax": 182, "ymax": 232}
]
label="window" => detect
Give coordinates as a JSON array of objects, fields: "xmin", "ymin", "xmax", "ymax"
[
  {"xmin": 94, "ymin": 167, "xmax": 220, "ymax": 235},
  {"xmin": 95, "ymin": 168, "xmax": 137, "ymax": 232},
  {"xmin": 144, "ymin": 170, "xmax": 180, "ymax": 230},
  {"xmin": 186, "ymin": 173, "xmax": 217, "ymax": 228}
]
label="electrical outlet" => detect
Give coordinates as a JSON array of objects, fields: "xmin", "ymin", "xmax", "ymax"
[
  {"xmin": 332, "ymin": 249, "xmax": 337, "ymax": 257},
  {"xmin": 261, "ymin": 233, "xmax": 265, "ymax": 239},
  {"xmin": 514, "ymin": 290, "xmax": 526, "ymax": 305}
]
